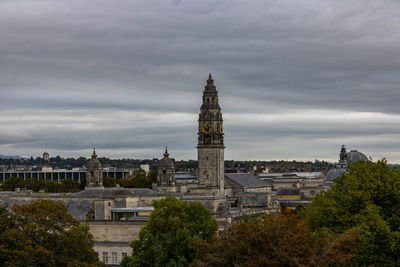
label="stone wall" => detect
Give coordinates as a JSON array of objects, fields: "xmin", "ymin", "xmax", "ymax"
[{"xmin": 87, "ymin": 221, "xmax": 146, "ymax": 265}]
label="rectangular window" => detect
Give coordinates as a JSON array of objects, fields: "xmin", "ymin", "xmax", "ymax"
[
  {"xmin": 102, "ymin": 252, "xmax": 108, "ymax": 264},
  {"xmin": 112, "ymin": 252, "xmax": 118, "ymax": 264},
  {"xmin": 122, "ymin": 252, "xmax": 127, "ymax": 258}
]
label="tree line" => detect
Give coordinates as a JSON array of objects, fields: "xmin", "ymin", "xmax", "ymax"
[
  {"xmin": 0, "ymin": 156, "xmax": 331, "ymax": 172},
  {"xmin": 0, "ymin": 177, "xmax": 84, "ymax": 192},
  {"xmin": 0, "ymin": 169, "xmax": 158, "ymax": 192}
]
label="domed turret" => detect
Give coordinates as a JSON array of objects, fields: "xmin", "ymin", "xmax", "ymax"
[
  {"xmin": 86, "ymin": 148, "xmax": 103, "ymax": 188},
  {"xmin": 325, "ymin": 146, "xmax": 368, "ymax": 182},
  {"xmin": 325, "ymin": 165, "xmax": 347, "ymax": 182},
  {"xmin": 347, "ymin": 150, "xmax": 368, "ymax": 162},
  {"xmin": 86, "ymin": 148, "xmax": 102, "ymax": 169},
  {"xmin": 157, "ymin": 146, "xmax": 175, "ymax": 189},
  {"xmin": 159, "ymin": 146, "xmax": 174, "ymax": 167}
]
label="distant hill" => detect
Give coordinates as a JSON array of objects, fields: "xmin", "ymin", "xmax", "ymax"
[{"xmin": 0, "ymin": 155, "xmax": 25, "ymax": 159}]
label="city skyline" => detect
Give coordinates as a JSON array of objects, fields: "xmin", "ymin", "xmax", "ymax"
[{"xmin": 1, "ymin": 0, "xmax": 400, "ymax": 162}]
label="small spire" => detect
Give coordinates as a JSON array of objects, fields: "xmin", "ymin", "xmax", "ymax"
[
  {"xmin": 92, "ymin": 147, "xmax": 97, "ymax": 158},
  {"xmin": 206, "ymin": 73, "xmax": 214, "ymax": 87},
  {"xmin": 164, "ymin": 145, "xmax": 169, "ymax": 158}
]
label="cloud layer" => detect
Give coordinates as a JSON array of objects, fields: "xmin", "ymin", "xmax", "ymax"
[{"xmin": 1, "ymin": 0, "xmax": 400, "ymax": 162}]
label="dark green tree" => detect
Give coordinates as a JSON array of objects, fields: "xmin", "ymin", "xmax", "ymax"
[
  {"xmin": 303, "ymin": 160, "xmax": 400, "ymax": 265},
  {"xmin": 0, "ymin": 177, "xmax": 24, "ymax": 191},
  {"xmin": 121, "ymin": 196, "xmax": 218, "ymax": 267},
  {"xmin": 131, "ymin": 169, "xmax": 146, "ymax": 179},
  {"xmin": 0, "ymin": 200, "xmax": 104, "ymax": 267},
  {"xmin": 0, "ymin": 178, "xmax": 82, "ymax": 193},
  {"xmin": 103, "ymin": 177, "xmax": 117, "ymax": 187},
  {"xmin": 0, "ymin": 207, "xmax": 6, "ymax": 215},
  {"xmin": 146, "ymin": 170, "xmax": 158, "ymax": 182},
  {"xmin": 193, "ymin": 211, "xmax": 357, "ymax": 267}
]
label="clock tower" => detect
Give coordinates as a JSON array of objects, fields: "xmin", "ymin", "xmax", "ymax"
[{"xmin": 197, "ymin": 74, "xmax": 224, "ymax": 194}]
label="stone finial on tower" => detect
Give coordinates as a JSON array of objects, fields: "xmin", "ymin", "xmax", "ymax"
[
  {"xmin": 207, "ymin": 73, "xmax": 214, "ymax": 87},
  {"xmin": 92, "ymin": 147, "xmax": 97, "ymax": 159},
  {"xmin": 164, "ymin": 145, "xmax": 169, "ymax": 158},
  {"xmin": 339, "ymin": 145, "xmax": 347, "ymax": 164}
]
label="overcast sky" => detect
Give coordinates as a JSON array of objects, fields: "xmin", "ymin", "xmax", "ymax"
[{"xmin": 1, "ymin": 0, "xmax": 400, "ymax": 162}]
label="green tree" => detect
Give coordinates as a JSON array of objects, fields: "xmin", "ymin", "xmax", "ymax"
[
  {"xmin": 192, "ymin": 211, "xmax": 357, "ymax": 267},
  {"xmin": 0, "ymin": 200, "xmax": 104, "ymax": 267},
  {"xmin": 303, "ymin": 160, "xmax": 400, "ymax": 265},
  {"xmin": 131, "ymin": 176, "xmax": 152, "ymax": 188},
  {"xmin": 121, "ymin": 196, "xmax": 218, "ymax": 267},
  {"xmin": 146, "ymin": 170, "xmax": 158, "ymax": 182},
  {"xmin": 131, "ymin": 169, "xmax": 146, "ymax": 179},
  {"xmin": 62, "ymin": 179, "xmax": 82, "ymax": 192},
  {"xmin": 0, "ymin": 177, "xmax": 24, "ymax": 191},
  {"xmin": 103, "ymin": 177, "xmax": 117, "ymax": 187},
  {"xmin": 24, "ymin": 178, "xmax": 47, "ymax": 192},
  {"xmin": 0, "ymin": 207, "xmax": 6, "ymax": 214}
]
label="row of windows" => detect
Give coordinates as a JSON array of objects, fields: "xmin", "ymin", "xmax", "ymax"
[{"xmin": 102, "ymin": 251, "xmax": 128, "ymax": 265}]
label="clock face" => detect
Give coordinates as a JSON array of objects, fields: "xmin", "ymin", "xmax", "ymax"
[
  {"xmin": 202, "ymin": 122, "xmax": 213, "ymax": 135},
  {"xmin": 219, "ymin": 124, "xmax": 223, "ymax": 134}
]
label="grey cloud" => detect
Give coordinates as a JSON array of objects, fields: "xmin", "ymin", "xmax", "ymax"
[{"xmin": 1, "ymin": 0, "xmax": 400, "ymax": 161}]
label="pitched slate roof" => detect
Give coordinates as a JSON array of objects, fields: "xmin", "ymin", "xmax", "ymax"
[
  {"xmin": 74, "ymin": 188, "xmax": 135, "ymax": 198},
  {"xmin": 73, "ymin": 188, "xmax": 156, "ymax": 198},
  {"xmin": 66, "ymin": 199, "xmax": 91, "ymax": 219},
  {"xmin": 224, "ymin": 173, "xmax": 268, "ymax": 188},
  {"xmin": 174, "ymin": 171, "xmax": 196, "ymax": 180}
]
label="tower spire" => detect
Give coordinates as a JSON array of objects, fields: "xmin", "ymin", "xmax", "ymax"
[{"xmin": 92, "ymin": 147, "xmax": 97, "ymax": 158}]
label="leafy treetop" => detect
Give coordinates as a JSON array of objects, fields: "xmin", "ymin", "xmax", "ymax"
[{"xmin": 0, "ymin": 200, "xmax": 104, "ymax": 267}]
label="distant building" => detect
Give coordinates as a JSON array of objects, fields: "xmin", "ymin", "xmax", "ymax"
[
  {"xmin": 43, "ymin": 151, "xmax": 49, "ymax": 161},
  {"xmin": 139, "ymin": 164, "xmax": 150, "ymax": 175},
  {"xmin": 252, "ymin": 165, "xmax": 269, "ymax": 174},
  {"xmin": 86, "ymin": 148, "xmax": 103, "ymax": 188},
  {"xmin": 41, "ymin": 166, "xmax": 53, "ymax": 172}
]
